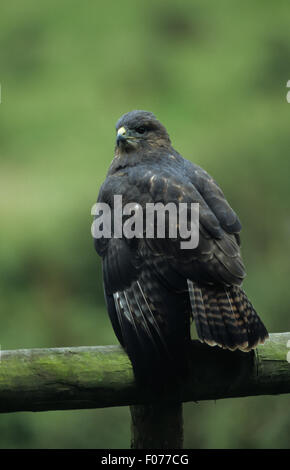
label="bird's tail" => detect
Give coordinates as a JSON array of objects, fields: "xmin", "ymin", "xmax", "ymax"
[{"xmin": 188, "ymin": 281, "xmax": 268, "ymax": 351}]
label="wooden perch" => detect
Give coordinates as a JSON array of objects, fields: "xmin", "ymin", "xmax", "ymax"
[{"xmin": 0, "ymin": 332, "xmax": 289, "ymax": 414}]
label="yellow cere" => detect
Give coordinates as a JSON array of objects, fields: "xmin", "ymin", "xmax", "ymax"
[{"xmin": 117, "ymin": 126, "xmax": 126, "ymax": 136}]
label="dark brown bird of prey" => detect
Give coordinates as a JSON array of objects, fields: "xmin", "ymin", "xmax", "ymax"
[{"xmin": 93, "ymin": 110, "xmax": 268, "ymax": 386}]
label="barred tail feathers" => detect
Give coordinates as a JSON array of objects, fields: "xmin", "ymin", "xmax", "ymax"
[{"xmin": 188, "ymin": 280, "xmax": 268, "ymax": 352}]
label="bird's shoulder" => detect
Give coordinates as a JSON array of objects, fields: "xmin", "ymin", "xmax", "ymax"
[
  {"xmin": 98, "ymin": 149, "xmax": 241, "ymax": 238},
  {"xmin": 98, "ymin": 154, "xmax": 186, "ymax": 204}
]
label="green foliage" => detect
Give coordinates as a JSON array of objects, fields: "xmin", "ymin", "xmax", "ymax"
[{"xmin": 0, "ymin": 0, "xmax": 289, "ymax": 448}]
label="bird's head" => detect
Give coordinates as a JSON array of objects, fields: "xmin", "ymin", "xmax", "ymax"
[{"xmin": 114, "ymin": 110, "xmax": 171, "ymax": 154}]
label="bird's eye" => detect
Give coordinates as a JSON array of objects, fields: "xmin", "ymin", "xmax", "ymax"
[{"xmin": 136, "ymin": 126, "xmax": 146, "ymax": 134}]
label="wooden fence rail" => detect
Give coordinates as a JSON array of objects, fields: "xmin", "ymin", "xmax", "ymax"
[{"xmin": 0, "ymin": 332, "xmax": 289, "ymax": 447}]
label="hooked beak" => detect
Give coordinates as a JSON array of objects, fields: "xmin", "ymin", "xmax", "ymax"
[
  {"xmin": 116, "ymin": 126, "xmax": 127, "ymax": 147},
  {"xmin": 116, "ymin": 126, "xmax": 138, "ymax": 150}
]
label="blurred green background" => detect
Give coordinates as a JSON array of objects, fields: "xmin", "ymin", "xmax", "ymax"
[{"xmin": 0, "ymin": 0, "xmax": 290, "ymax": 449}]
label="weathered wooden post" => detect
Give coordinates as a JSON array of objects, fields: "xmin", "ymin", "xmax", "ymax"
[{"xmin": 130, "ymin": 402, "xmax": 183, "ymax": 449}]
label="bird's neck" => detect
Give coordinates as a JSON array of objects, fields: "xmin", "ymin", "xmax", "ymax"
[{"xmin": 108, "ymin": 145, "xmax": 174, "ymax": 175}]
